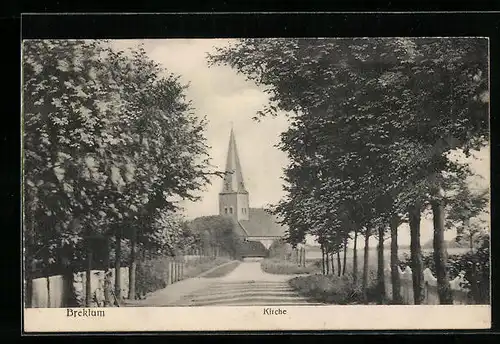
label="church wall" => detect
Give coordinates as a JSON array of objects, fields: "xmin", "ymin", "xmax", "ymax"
[
  {"xmin": 219, "ymin": 192, "xmax": 249, "ymax": 221},
  {"xmin": 236, "ymin": 193, "xmax": 249, "ymax": 221},
  {"xmin": 219, "ymin": 193, "xmax": 238, "ymax": 219}
]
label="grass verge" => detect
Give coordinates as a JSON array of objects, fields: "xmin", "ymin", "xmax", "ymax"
[
  {"xmin": 182, "ymin": 257, "xmax": 232, "ymax": 279},
  {"xmin": 288, "ymin": 271, "xmax": 379, "ymax": 304},
  {"xmin": 202, "ymin": 261, "xmax": 241, "ymax": 278},
  {"xmin": 261, "ymin": 258, "xmax": 319, "ymax": 275}
]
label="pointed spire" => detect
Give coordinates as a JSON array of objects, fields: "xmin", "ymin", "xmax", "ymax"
[{"xmin": 221, "ymin": 126, "xmax": 247, "ymax": 193}]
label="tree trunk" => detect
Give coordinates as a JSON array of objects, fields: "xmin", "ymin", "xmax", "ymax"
[
  {"xmin": 468, "ymin": 233, "xmax": 480, "ymax": 303},
  {"xmin": 46, "ymin": 275, "xmax": 51, "ymax": 308},
  {"xmin": 325, "ymin": 249, "xmax": 330, "ymax": 275},
  {"xmin": 25, "ymin": 255, "xmax": 35, "ymax": 308},
  {"xmin": 60, "ymin": 245, "xmax": 78, "ymax": 308},
  {"xmin": 337, "ymin": 250, "xmax": 341, "ymax": 277},
  {"xmin": 25, "ymin": 213, "xmax": 35, "ymax": 308},
  {"xmin": 353, "ymin": 228, "xmax": 358, "ymax": 284},
  {"xmin": 128, "ymin": 228, "xmax": 137, "ymax": 300},
  {"xmin": 85, "ymin": 241, "xmax": 93, "ymax": 307},
  {"xmin": 342, "ymin": 237, "xmax": 348, "ymax": 276},
  {"xmin": 320, "ymin": 244, "xmax": 325, "ymax": 275},
  {"xmin": 330, "ymin": 253, "xmax": 335, "ymax": 276},
  {"xmin": 377, "ymin": 226, "xmax": 386, "ymax": 304},
  {"xmin": 114, "ymin": 229, "xmax": 122, "ymax": 302},
  {"xmin": 409, "ymin": 204, "xmax": 425, "ymax": 305},
  {"xmin": 362, "ymin": 228, "xmax": 371, "ymax": 302},
  {"xmin": 390, "ymin": 215, "xmax": 403, "ymax": 304},
  {"xmin": 103, "ymin": 237, "xmax": 112, "ymax": 307},
  {"xmin": 431, "ymin": 199, "xmax": 453, "ymax": 304}
]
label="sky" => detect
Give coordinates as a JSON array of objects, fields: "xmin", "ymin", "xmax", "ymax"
[{"xmin": 110, "ymin": 39, "xmax": 490, "ymax": 247}]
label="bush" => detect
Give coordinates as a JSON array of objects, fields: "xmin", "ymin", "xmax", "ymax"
[
  {"xmin": 136, "ymin": 258, "xmax": 169, "ymax": 297},
  {"xmin": 399, "ymin": 245, "xmax": 490, "ymax": 304},
  {"xmin": 261, "ymin": 258, "xmax": 318, "ymax": 275},
  {"xmin": 289, "ymin": 270, "xmax": 380, "ymax": 305},
  {"xmin": 135, "ymin": 256, "xmax": 232, "ymax": 297},
  {"xmin": 268, "ymin": 239, "xmax": 293, "ymax": 260}
]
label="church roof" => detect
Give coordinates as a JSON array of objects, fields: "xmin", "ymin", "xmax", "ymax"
[
  {"xmin": 238, "ymin": 208, "xmax": 287, "ymax": 238},
  {"xmin": 221, "ymin": 127, "xmax": 247, "ymax": 194}
]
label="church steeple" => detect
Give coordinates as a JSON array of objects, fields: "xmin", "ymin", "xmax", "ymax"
[
  {"xmin": 219, "ymin": 127, "xmax": 250, "ymax": 221},
  {"xmin": 221, "ymin": 127, "xmax": 247, "ymax": 194}
]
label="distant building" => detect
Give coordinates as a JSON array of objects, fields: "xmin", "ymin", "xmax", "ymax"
[{"xmin": 218, "ymin": 128, "xmax": 286, "ymax": 256}]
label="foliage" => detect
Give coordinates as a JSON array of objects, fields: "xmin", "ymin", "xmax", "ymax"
[
  {"xmin": 267, "ymin": 239, "xmax": 294, "ymax": 260},
  {"xmin": 399, "ymin": 238, "xmax": 490, "ymax": 304},
  {"xmin": 208, "ymin": 37, "xmax": 488, "ymax": 234},
  {"xmin": 23, "ymin": 40, "xmax": 216, "ymax": 285},
  {"xmin": 188, "ymin": 215, "xmax": 243, "ymax": 259},
  {"xmin": 289, "ymin": 271, "xmax": 379, "ymax": 304},
  {"xmin": 208, "ymin": 38, "xmax": 489, "ymax": 301},
  {"xmin": 135, "ymin": 256, "xmax": 232, "ymax": 296},
  {"xmin": 135, "ymin": 258, "xmax": 169, "ymax": 296}
]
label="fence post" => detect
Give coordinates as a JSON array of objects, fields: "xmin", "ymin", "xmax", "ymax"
[
  {"xmin": 167, "ymin": 260, "xmax": 171, "ymax": 285},
  {"xmin": 170, "ymin": 259, "xmax": 174, "ymax": 284},
  {"xmin": 178, "ymin": 260, "xmax": 181, "ymax": 281},
  {"xmin": 174, "ymin": 261, "xmax": 178, "ymax": 282},
  {"xmin": 170, "ymin": 260, "xmax": 174, "ymax": 284},
  {"xmin": 175, "ymin": 260, "xmax": 179, "ymax": 282}
]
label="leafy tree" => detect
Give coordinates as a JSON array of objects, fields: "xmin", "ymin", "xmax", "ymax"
[
  {"xmin": 23, "ymin": 40, "xmax": 216, "ymax": 305},
  {"xmin": 188, "ymin": 215, "xmax": 242, "ymax": 259},
  {"xmin": 208, "ymin": 37, "xmax": 488, "ymax": 306}
]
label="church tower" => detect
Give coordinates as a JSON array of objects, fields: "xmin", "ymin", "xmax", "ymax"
[{"xmin": 219, "ymin": 127, "xmax": 250, "ymax": 221}]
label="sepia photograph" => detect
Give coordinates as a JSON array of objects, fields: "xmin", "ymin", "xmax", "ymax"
[{"xmin": 22, "ymin": 37, "xmax": 490, "ymax": 331}]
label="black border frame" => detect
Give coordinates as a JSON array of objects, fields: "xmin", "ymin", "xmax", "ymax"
[{"xmin": 9, "ymin": 10, "xmax": 500, "ymax": 338}]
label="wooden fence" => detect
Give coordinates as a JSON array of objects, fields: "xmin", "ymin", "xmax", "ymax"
[
  {"xmin": 384, "ymin": 266, "xmax": 471, "ymax": 305},
  {"xmin": 27, "ymin": 257, "xmax": 187, "ymax": 308}
]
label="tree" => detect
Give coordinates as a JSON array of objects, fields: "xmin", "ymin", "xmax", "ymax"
[
  {"xmin": 189, "ymin": 215, "xmax": 242, "ymax": 259},
  {"xmin": 389, "ymin": 214, "xmax": 403, "ymax": 304},
  {"xmin": 208, "ymin": 37, "xmax": 489, "ymax": 305},
  {"xmin": 361, "ymin": 227, "xmax": 371, "ymax": 303},
  {"xmin": 23, "ymin": 40, "xmax": 216, "ymax": 306},
  {"xmin": 23, "ymin": 39, "xmax": 132, "ymax": 305},
  {"xmin": 446, "ymin": 181, "xmax": 489, "ymax": 303}
]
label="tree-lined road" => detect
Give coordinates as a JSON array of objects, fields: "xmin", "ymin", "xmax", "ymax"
[
  {"xmin": 127, "ymin": 259, "xmax": 323, "ymax": 307},
  {"xmin": 174, "ymin": 260, "xmax": 321, "ymax": 306}
]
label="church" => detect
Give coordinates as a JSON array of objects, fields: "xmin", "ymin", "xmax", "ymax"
[{"xmin": 218, "ymin": 128, "xmax": 286, "ymax": 257}]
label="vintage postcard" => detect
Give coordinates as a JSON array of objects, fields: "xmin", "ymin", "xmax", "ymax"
[{"xmin": 22, "ymin": 37, "xmax": 491, "ymax": 332}]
